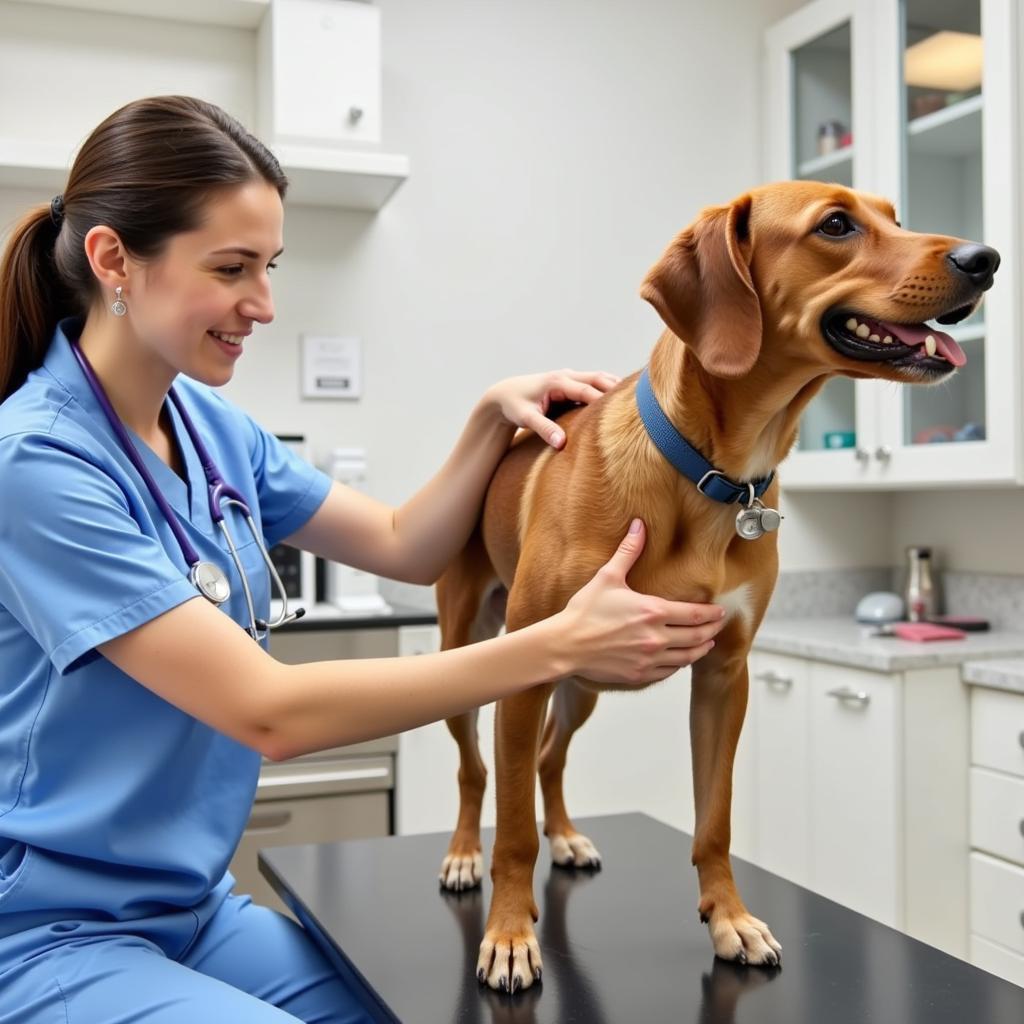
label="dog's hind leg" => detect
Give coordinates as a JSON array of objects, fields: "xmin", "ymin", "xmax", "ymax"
[
  {"xmin": 538, "ymin": 680, "xmax": 603, "ymax": 869},
  {"xmin": 436, "ymin": 537, "xmax": 507, "ymax": 891}
]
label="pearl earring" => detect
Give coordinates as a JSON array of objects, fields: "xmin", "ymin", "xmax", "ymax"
[{"xmin": 111, "ymin": 287, "xmax": 127, "ymax": 317}]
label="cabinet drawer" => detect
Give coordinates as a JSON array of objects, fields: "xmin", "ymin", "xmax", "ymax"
[
  {"xmin": 970, "ymin": 851, "xmax": 1024, "ymax": 956},
  {"xmin": 230, "ymin": 791, "xmax": 391, "ymax": 914},
  {"xmin": 969, "ymin": 934, "xmax": 1024, "ymax": 989},
  {"xmin": 971, "ymin": 767, "xmax": 1024, "ymax": 868},
  {"xmin": 972, "ymin": 688, "xmax": 1024, "ymax": 778}
]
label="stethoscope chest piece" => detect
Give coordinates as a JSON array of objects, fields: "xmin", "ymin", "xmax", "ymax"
[{"xmin": 190, "ymin": 560, "xmax": 231, "ymax": 605}]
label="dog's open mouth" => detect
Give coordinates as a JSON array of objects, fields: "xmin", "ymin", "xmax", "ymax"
[{"xmin": 822, "ymin": 304, "xmax": 974, "ymax": 372}]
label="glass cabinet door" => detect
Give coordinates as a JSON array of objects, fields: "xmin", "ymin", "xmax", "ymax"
[
  {"xmin": 898, "ymin": 0, "xmax": 986, "ymax": 452},
  {"xmin": 790, "ymin": 20, "xmax": 860, "ymax": 457}
]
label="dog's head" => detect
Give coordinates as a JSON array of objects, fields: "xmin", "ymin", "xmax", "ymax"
[{"xmin": 640, "ymin": 180, "xmax": 999, "ymax": 382}]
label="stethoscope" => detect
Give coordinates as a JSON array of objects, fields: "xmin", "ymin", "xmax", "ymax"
[{"xmin": 70, "ymin": 339, "xmax": 304, "ymax": 641}]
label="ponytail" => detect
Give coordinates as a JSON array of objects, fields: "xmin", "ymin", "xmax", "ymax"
[
  {"xmin": 0, "ymin": 95, "xmax": 287, "ymax": 405},
  {"xmin": 0, "ymin": 205, "xmax": 77, "ymax": 402}
]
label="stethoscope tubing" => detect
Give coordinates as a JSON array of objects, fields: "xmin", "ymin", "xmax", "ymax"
[{"xmin": 69, "ymin": 338, "xmax": 295, "ymax": 638}]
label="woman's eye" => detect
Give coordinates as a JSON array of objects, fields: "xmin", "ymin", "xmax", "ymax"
[
  {"xmin": 219, "ymin": 265, "xmax": 244, "ymax": 276},
  {"xmin": 818, "ymin": 212, "xmax": 855, "ymax": 237},
  {"xmin": 267, "ymin": 262, "xmax": 278, "ymax": 272}
]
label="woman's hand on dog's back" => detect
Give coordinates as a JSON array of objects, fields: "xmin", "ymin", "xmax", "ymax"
[{"xmin": 557, "ymin": 519, "xmax": 725, "ymax": 686}]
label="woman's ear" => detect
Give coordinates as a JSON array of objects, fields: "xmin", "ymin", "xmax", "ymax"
[
  {"xmin": 639, "ymin": 194, "xmax": 762, "ymax": 378},
  {"xmin": 83, "ymin": 225, "xmax": 130, "ymax": 294}
]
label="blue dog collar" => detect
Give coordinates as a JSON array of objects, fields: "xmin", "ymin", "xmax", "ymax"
[{"xmin": 635, "ymin": 367, "xmax": 774, "ymax": 505}]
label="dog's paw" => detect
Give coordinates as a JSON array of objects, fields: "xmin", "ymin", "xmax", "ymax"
[
  {"xmin": 438, "ymin": 849, "xmax": 484, "ymax": 891},
  {"xmin": 476, "ymin": 919, "xmax": 543, "ymax": 992},
  {"xmin": 701, "ymin": 901, "xmax": 782, "ymax": 967},
  {"xmin": 548, "ymin": 831, "xmax": 602, "ymax": 869}
]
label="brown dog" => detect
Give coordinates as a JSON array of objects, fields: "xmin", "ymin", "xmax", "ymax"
[{"xmin": 434, "ymin": 180, "xmax": 999, "ymax": 991}]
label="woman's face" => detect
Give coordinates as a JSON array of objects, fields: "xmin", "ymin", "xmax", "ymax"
[{"xmin": 125, "ymin": 180, "xmax": 284, "ymax": 387}]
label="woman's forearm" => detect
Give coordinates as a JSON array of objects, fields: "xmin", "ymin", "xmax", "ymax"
[
  {"xmin": 391, "ymin": 396, "xmax": 516, "ymax": 584},
  {"xmin": 264, "ymin": 611, "xmax": 569, "ymax": 759}
]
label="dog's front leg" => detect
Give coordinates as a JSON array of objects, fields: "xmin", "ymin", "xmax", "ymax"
[
  {"xmin": 690, "ymin": 648, "xmax": 782, "ymax": 966},
  {"xmin": 477, "ymin": 683, "xmax": 552, "ymax": 992}
]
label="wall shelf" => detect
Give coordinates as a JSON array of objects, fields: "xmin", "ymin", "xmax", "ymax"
[
  {"xmin": 7, "ymin": 0, "xmax": 270, "ymax": 28},
  {"xmin": 0, "ymin": 138, "xmax": 408, "ymax": 212}
]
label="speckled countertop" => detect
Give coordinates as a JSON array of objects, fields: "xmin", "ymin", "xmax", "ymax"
[
  {"xmin": 753, "ymin": 617, "xmax": 1024, "ymax": 673},
  {"xmin": 960, "ymin": 658, "xmax": 1024, "ymax": 695}
]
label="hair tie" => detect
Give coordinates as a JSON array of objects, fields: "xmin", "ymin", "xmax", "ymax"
[{"xmin": 49, "ymin": 194, "xmax": 65, "ymax": 228}]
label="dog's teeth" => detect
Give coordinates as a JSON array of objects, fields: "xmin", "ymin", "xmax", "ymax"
[
  {"xmin": 924, "ymin": 335, "xmax": 937, "ymax": 356},
  {"xmin": 883, "ymin": 335, "xmax": 893, "ymax": 344},
  {"xmin": 856, "ymin": 324, "xmax": 870, "ymax": 339},
  {"xmin": 845, "ymin": 318, "xmax": 858, "ymax": 331},
  {"xmin": 868, "ymin": 334, "xmax": 880, "ymax": 342}
]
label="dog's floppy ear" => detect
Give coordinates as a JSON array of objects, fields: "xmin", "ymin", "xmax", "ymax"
[{"xmin": 639, "ymin": 195, "xmax": 762, "ymax": 378}]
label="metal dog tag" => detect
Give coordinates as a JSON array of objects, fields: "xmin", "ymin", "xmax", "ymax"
[{"xmin": 735, "ymin": 500, "xmax": 783, "ymax": 541}]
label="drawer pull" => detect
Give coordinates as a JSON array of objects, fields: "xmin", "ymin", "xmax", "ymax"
[
  {"xmin": 247, "ymin": 809, "xmax": 293, "ymax": 833},
  {"xmin": 1019, "ymin": 730, "xmax": 1024, "ymax": 750},
  {"xmin": 1020, "ymin": 818, "xmax": 1024, "ymax": 839},
  {"xmin": 260, "ymin": 766, "xmax": 390, "ymax": 790},
  {"xmin": 826, "ymin": 687, "xmax": 871, "ymax": 707},
  {"xmin": 755, "ymin": 670, "xmax": 793, "ymax": 690}
]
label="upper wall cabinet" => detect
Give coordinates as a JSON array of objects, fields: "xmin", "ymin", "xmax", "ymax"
[
  {"xmin": 0, "ymin": 0, "xmax": 408, "ymax": 212},
  {"xmin": 765, "ymin": 0, "xmax": 1021, "ymax": 490}
]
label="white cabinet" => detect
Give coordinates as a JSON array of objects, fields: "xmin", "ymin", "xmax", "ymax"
[
  {"xmin": 750, "ymin": 653, "xmax": 811, "ymax": 885},
  {"xmin": 807, "ymin": 663, "xmax": 901, "ymax": 926},
  {"xmin": 747, "ymin": 649, "xmax": 970, "ymax": 957},
  {"xmin": 968, "ymin": 686, "xmax": 1024, "ymax": 985},
  {"xmin": 764, "ymin": 0, "xmax": 1022, "ymax": 489},
  {"xmin": 0, "ymin": 0, "xmax": 408, "ymax": 211},
  {"xmin": 258, "ymin": 0, "xmax": 382, "ymax": 148}
]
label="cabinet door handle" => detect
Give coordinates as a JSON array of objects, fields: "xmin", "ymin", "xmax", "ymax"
[
  {"xmin": 754, "ymin": 670, "xmax": 793, "ymax": 690},
  {"xmin": 1020, "ymin": 910, "xmax": 1024, "ymax": 931},
  {"xmin": 826, "ymin": 687, "xmax": 871, "ymax": 707},
  {"xmin": 247, "ymin": 809, "xmax": 293, "ymax": 833},
  {"xmin": 854, "ymin": 447, "xmax": 870, "ymax": 463},
  {"xmin": 1019, "ymin": 818, "xmax": 1024, "ymax": 839},
  {"xmin": 1018, "ymin": 730, "xmax": 1024, "ymax": 750}
]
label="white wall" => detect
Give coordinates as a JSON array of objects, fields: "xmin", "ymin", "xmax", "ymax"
[{"xmin": 220, "ymin": 0, "xmax": 809, "ymax": 499}]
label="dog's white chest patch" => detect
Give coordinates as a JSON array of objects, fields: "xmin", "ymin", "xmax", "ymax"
[{"xmin": 715, "ymin": 583, "xmax": 754, "ymax": 628}]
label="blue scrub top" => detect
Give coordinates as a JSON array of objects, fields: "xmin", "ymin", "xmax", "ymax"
[{"xmin": 0, "ymin": 319, "xmax": 332, "ymax": 945}]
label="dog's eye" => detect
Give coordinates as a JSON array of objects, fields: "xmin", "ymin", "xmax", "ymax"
[{"xmin": 818, "ymin": 212, "xmax": 855, "ymax": 237}]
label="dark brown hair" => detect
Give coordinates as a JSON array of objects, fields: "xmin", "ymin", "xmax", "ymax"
[{"xmin": 0, "ymin": 95, "xmax": 288, "ymax": 402}]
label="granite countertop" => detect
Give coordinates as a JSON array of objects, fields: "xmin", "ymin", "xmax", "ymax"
[
  {"xmin": 960, "ymin": 658, "xmax": 1024, "ymax": 695},
  {"xmin": 754, "ymin": 617, "xmax": 1024, "ymax": 673}
]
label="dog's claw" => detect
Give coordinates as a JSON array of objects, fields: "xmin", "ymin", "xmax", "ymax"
[
  {"xmin": 512, "ymin": 975, "xmax": 521, "ymax": 994},
  {"xmin": 477, "ymin": 967, "xmax": 486, "ymax": 984},
  {"xmin": 534, "ymin": 967, "xmax": 543, "ymax": 982},
  {"xmin": 499, "ymin": 977, "xmax": 508, "ymax": 993},
  {"xmin": 736, "ymin": 950, "xmax": 747, "ymax": 965}
]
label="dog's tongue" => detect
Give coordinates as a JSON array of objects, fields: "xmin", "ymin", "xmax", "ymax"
[{"xmin": 878, "ymin": 320, "xmax": 967, "ymax": 367}]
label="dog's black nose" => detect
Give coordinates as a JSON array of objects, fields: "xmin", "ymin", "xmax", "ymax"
[{"xmin": 948, "ymin": 243, "xmax": 1000, "ymax": 290}]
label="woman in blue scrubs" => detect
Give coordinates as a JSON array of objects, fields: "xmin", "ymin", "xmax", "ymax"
[{"xmin": 0, "ymin": 96, "xmax": 725, "ymax": 1022}]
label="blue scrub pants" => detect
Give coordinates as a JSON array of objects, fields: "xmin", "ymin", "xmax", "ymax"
[{"xmin": 0, "ymin": 894, "xmax": 374, "ymax": 1023}]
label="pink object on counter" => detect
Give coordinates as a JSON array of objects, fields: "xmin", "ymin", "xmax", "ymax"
[{"xmin": 890, "ymin": 622, "xmax": 967, "ymax": 642}]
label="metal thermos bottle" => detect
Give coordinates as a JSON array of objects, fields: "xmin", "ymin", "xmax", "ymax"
[{"xmin": 905, "ymin": 546, "xmax": 936, "ymax": 622}]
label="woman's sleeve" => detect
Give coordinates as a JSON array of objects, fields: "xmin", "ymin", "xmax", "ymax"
[
  {"xmin": 242, "ymin": 417, "xmax": 333, "ymax": 548},
  {"xmin": 0, "ymin": 434, "xmax": 198, "ymax": 674}
]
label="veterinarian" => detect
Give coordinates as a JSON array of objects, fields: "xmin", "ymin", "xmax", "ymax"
[{"xmin": 0, "ymin": 96, "xmax": 726, "ymax": 1023}]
